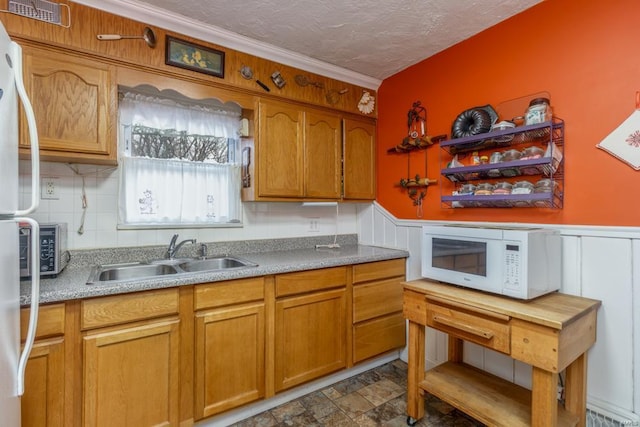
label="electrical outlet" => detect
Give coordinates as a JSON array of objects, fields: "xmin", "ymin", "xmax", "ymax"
[
  {"xmin": 41, "ymin": 177, "xmax": 59, "ymax": 200},
  {"xmin": 307, "ymin": 218, "xmax": 320, "ymax": 232}
]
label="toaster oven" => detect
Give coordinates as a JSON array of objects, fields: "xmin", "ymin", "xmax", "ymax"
[{"xmin": 19, "ymin": 223, "xmax": 69, "ymax": 278}]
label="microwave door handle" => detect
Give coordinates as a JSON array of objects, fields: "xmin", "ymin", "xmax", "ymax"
[
  {"xmin": 16, "ymin": 218, "xmax": 39, "ymax": 396},
  {"xmin": 11, "ymin": 41, "xmax": 40, "ymax": 216}
]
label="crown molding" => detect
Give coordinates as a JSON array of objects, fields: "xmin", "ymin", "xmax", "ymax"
[{"xmin": 73, "ymin": 0, "xmax": 382, "ymax": 89}]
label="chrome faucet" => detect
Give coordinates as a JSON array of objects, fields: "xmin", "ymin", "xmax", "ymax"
[{"xmin": 166, "ymin": 234, "xmax": 196, "ymax": 259}]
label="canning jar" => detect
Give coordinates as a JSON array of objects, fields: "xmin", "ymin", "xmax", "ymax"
[
  {"xmin": 474, "ymin": 183, "xmax": 494, "ymax": 195},
  {"xmin": 492, "ymin": 181, "xmax": 512, "ymax": 207},
  {"xmin": 488, "ymin": 151, "xmax": 503, "ymax": 177},
  {"xmin": 500, "ymin": 149, "xmax": 522, "ymax": 177},
  {"xmin": 512, "ymin": 180, "xmax": 534, "ymax": 207},
  {"xmin": 534, "ymin": 178, "xmax": 557, "ymax": 193},
  {"xmin": 457, "ymin": 183, "xmax": 476, "ymax": 207},
  {"xmin": 525, "ymin": 97, "xmax": 552, "ymax": 125},
  {"xmin": 474, "ymin": 183, "xmax": 494, "ymax": 207},
  {"xmin": 492, "ymin": 182, "xmax": 513, "ymax": 195},
  {"xmin": 520, "ymin": 146, "xmax": 545, "ymax": 175},
  {"xmin": 533, "ymin": 178, "xmax": 557, "ymax": 207}
]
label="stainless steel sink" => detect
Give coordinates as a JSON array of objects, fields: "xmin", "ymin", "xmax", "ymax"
[
  {"xmin": 87, "ymin": 256, "xmax": 257, "ymax": 284},
  {"xmin": 178, "ymin": 256, "xmax": 257, "ymax": 273},
  {"xmin": 87, "ymin": 262, "xmax": 178, "ymax": 284}
]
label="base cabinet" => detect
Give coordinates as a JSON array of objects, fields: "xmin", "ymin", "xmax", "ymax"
[
  {"xmin": 274, "ymin": 268, "xmax": 348, "ymax": 392},
  {"xmin": 80, "ymin": 289, "xmax": 181, "ymax": 427},
  {"xmin": 352, "ymin": 259, "xmax": 406, "ymax": 363},
  {"xmin": 194, "ymin": 278, "xmax": 266, "ymax": 419},
  {"xmin": 24, "ymin": 260, "xmax": 406, "ymax": 426},
  {"xmin": 20, "ymin": 304, "xmax": 66, "ymax": 427}
]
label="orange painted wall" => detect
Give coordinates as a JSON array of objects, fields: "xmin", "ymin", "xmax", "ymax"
[{"xmin": 377, "ymin": 0, "xmax": 640, "ymax": 226}]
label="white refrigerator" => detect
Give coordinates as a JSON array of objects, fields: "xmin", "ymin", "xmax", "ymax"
[{"xmin": 0, "ymin": 21, "xmax": 42, "ymax": 426}]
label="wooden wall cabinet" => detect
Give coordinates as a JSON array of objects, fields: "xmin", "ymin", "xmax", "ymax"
[
  {"xmin": 352, "ymin": 259, "xmax": 406, "ymax": 363},
  {"xmin": 343, "ymin": 118, "xmax": 376, "ymax": 200},
  {"xmin": 80, "ymin": 289, "xmax": 181, "ymax": 427},
  {"xmin": 20, "ymin": 304, "xmax": 66, "ymax": 427},
  {"xmin": 194, "ymin": 278, "xmax": 266, "ymax": 419},
  {"xmin": 274, "ymin": 267, "xmax": 348, "ymax": 392},
  {"xmin": 254, "ymin": 100, "xmax": 341, "ymax": 200},
  {"xmin": 20, "ymin": 45, "xmax": 117, "ymax": 165}
]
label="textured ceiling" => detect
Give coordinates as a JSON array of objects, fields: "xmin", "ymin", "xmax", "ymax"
[{"xmin": 130, "ymin": 0, "xmax": 540, "ymax": 81}]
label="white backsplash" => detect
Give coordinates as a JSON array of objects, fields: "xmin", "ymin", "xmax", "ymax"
[{"xmin": 20, "ymin": 161, "xmax": 360, "ymax": 250}]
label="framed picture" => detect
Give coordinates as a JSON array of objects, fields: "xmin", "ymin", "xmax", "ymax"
[{"xmin": 165, "ymin": 36, "xmax": 225, "ymax": 78}]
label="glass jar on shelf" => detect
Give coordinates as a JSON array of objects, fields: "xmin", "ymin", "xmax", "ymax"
[
  {"xmin": 474, "ymin": 183, "xmax": 494, "ymax": 195},
  {"xmin": 492, "ymin": 181, "xmax": 512, "ymax": 207},
  {"xmin": 501, "ymin": 149, "xmax": 522, "ymax": 177},
  {"xmin": 533, "ymin": 178, "xmax": 558, "ymax": 207},
  {"xmin": 455, "ymin": 183, "xmax": 476, "ymax": 207},
  {"xmin": 520, "ymin": 146, "xmax": 545, "ymax": 175},
  {"xmin": 525, "ymin": 98, "xmax": 553, "ymax": 125},
  {"xmin": 487, "ymin": 151, "xmax": 503, "ymax": 177},
  {"xmin": 512, "ymin": 180, "xmax": 534, "ymax": 207}
]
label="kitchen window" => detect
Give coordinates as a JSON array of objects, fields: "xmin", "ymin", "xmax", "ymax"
[{"xmin": 117, "ymin": 87, "xmax": 243, "ymax": 227}]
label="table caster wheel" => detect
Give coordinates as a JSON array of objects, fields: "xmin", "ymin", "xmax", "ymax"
[{"xmin": 407, "ymin": 416, "xmax": 418, "ymax": 426}]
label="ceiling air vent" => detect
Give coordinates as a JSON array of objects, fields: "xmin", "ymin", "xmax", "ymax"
[{"xmin": 7, "ymin": 0, "xmax": 70, "ymax": 27}]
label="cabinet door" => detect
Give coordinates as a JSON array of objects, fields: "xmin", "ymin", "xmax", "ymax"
[
  {"xmin": 194, "ymin": 302, "xmax": 265, "ymax": 419},
  {"xmin": 83, "ymin": 318, "xmax": 180, "ymax": 427},
  {"xmin": 21, "ymin": 338, "xmax": 65, "ymax": 427},
  {"xmin": 343, "ymin": 118, "xmax": 376, "ymax": 200},
  {"xmin": 304, "ymin": 110, "xmax": 342, "ymax": 198},
  {"xmin": 258, "ymin": 100, "xmax": 304, "ymax": 197},
  {"xmin": 275, "ymin": 288, "xmax": 347, "ymax": 392},
  {"xmin": 21, "ymin": 47, "xmax": 117, "ymax": 165},
  {"xmin": 20, "ymin": 303, "xmax": 66, "ymax": 427}
]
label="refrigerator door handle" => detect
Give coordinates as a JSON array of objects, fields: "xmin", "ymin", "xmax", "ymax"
[
  {"xmin": 15, "ymin": 217, "xmax": 39, "ymax": 396},
  {"xmin": 11, "ymin": 41, "xmax": 39, "ymax": 217}
]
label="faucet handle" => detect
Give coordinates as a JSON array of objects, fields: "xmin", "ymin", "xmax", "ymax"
[{"xmin": 199, "ymin": 243, "xmax": 208, "ymax": 259}]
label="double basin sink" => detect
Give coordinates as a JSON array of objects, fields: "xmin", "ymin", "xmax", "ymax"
[{"xmin": 87, "ymin": 256, "xmax": 258, "ymax": 285}]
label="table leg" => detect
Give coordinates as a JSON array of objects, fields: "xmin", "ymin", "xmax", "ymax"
[
  {"xmin": 407, "ymin": 320, "xmax": 425, "ymax": 422},
  {"xmin": 532, "ymin": 367, "xmax": 558, "ymax": 427},
  {"xmin": 564, "ymin": 352, "xmax": 588, "ymax": 427}
]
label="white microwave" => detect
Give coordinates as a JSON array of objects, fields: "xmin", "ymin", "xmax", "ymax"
[{"xmin": 421, "ymin": 224, "xmax": 561, "ymax": 299}]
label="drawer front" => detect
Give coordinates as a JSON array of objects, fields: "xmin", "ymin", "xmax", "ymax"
[
  {"xmin": 426, "ymin": 300, "xmax": 510, "ymax": 354},
  {"xmin": 353, "ymin": 278, "xmax": 403, "ymax": 323},
  {"xmin": 195, "ymin": 277, "xmax": 264, "ymax": 310},
  {"xmin": 352, "ymin": 259, "xmax": 405, "ymax": 284},
  {"xmin": 81, "ymin": 288, "xmax": 179, "ymax": 330},
  {"xmin": 275, "ymin": 267, "xmax": 347, "ymax": 297},
  {"xmin": 353, "ymin": 312, "xmax": 406, "ymax": 363},
  {"xmin": 21, "ymin": 303, "xmax": 65, "ymax": 341}
]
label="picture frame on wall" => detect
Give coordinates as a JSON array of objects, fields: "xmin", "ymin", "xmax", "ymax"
[{"xmin": 165, "ymin": 36, "xmax": 225, "ymax": 78}]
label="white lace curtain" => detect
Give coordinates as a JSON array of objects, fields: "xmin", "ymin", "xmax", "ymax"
[{"xmin": 118, "ymin": 91, "xmax": 243, "ymax": 226}]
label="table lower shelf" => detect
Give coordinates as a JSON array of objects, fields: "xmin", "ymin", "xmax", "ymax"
[{"xmin": 420, "ymin": 361, "xmax": 579, "ymax": 427}]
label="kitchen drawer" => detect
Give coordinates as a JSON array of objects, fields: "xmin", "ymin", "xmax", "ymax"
[
  {"xmin": 352, "ymin": 259, "xmax": 405, "ymax": 284},
  {"xmin": 275, "ymin": 266, "xmax": 347, "ymax": 297},
  {"xmin": 426, "ymin": 297, "xmax": 511, "ymax": 354},
  {"xmin": 353, "ymin": 278, "xmax": 403, "ymax": 322},
  {"xmin": 195, "ymin": 277, "xmax": 265, "ymax": 310},
  {"xmin": 353, "ymin": 312, "xmax": 406, "ymax": 363},
  {"xmin": 21, "ymin": 303, "xmax": 65, "ymax": 341},
  {"xmin": 81, "ymin": 288, "xmax": 179, "ymax": 330}
]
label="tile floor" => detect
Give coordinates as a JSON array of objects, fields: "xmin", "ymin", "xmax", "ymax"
[{"xmin": 231, "ymin": 360, "xmax": 485, "ymax": 427}]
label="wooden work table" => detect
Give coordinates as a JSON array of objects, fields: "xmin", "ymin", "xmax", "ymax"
[{"xmin": 403, "ymin": 280, "xmax": 601, "ymax": 427}]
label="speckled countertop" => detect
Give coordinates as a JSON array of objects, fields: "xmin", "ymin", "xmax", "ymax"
[{"xmin": 20, "ymin": 235, "xmax": 409, "ymax": 306}]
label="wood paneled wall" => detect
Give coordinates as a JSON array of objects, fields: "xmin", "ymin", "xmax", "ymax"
[{"xmin": 0, "ymin": 1, "xmax": 375, "ymax": 117}]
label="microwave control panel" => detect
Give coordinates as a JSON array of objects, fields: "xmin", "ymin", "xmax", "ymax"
[{"xmin": 503, "ymin": 243, "xmax": 521, "ymax": 290}]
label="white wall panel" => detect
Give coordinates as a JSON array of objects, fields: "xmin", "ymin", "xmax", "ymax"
[
  {"xmin": 581, "ymin": 237, "xmax": 633, "ymax": 412},
  {"xmin": 633, "ymin": 240, "xmax": 640, "ymax": 415}
]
